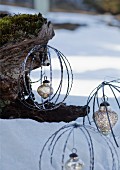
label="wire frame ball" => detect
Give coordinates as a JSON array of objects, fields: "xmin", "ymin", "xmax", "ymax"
[
  {"xmin": 39, "ymin": 123, "xmax": 120, "ymax": 170},
  {"xmin": 18, "ymin": 45, "xmax": 73, "ymax": 111},
  {"xmin": 84, "ymin": 79, "xmax": 120, "ymax": 147}
]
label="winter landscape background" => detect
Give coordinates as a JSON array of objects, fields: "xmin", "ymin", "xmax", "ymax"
[{"xmin": 0, "ymin": 5, "xmax": 120, "ymax": 170}]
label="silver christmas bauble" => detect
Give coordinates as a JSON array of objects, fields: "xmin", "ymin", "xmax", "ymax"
[
  {"xmin": 65, "ymin": 153, "xmax": 84, "ymax": 170},
  {"xmin": 93, "ymin": 102, "xmax": 118, "ymax": 135},
  {"xmin": 37, "ymin": 80, "xmax": 53, "ymax": 99}
]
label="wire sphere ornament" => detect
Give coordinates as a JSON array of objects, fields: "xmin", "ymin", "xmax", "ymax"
[
  {"xmin": 39, "ymin": 123, "xmax": 120, "ymax": 170},
  {"xmin": 18, "ymin": 45, "xmax": 73, "ymax": 111},
  {"xmin": 85, "ymin": 79, "xmax": 120, "ymax": 147}
]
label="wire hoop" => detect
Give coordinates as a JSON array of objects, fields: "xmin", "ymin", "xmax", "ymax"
[
  {"xmin": 39, "ymin": 123, "xmax": 120, "ymax": 170},
  {"xmin": 85, "ymin": 79, "xmax": 120, "ymax": 147},
  {"xmin": 18, "ymin": 45, "xmax": 73, "ymax": 111}
]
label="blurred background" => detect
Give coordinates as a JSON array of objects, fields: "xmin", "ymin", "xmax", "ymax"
[{"xmin": 0, "ymin": 0, "xmax": 120, "ymax": 15}]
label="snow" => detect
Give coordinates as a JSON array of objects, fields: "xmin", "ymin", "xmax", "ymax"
[
  {"xmin": 0, "ymin": 9, "xmax": 120, "ymax": 170},
  {"xmin": 47, "ymin": 12, "xmax": 120, "ymax": 97}
]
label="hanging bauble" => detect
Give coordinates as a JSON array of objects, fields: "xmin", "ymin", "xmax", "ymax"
[
  {"xmin": 85, "ymin": 79, "xmax": 120, "ymax": 147},
  {"xmin": 37, "ymin": 77, "xmax": 53, "ymax": 99},
  {"xmin": 39, "ymin": 123, "xmax": 120, "ymax": 170},
  {"xmin": 93, "ymin": 101, "xmax": 118, "ymax": 135},
  {"xmin": 18, "ymin": 44, "xmax": 73, "ymax": 111},
  {"xmin": 65, "ymin": 152, "xmax": 84, "ymax": 170}
]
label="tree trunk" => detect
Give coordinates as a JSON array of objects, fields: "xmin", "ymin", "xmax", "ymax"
[
  {"xmin": 0, "ymin": 22, "xmax": 55, "ymax": 102},
  {"xmin": 1, "ymin": 99, "xmax": 90, "ymax": 122},
  {"xmin": 0, "ymin": 14, "xmax": 89, "ymax": 122}
]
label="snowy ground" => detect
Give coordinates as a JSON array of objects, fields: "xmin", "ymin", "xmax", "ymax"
[
  {"xmin": 47, "ymin": 12, "xmax": 120, "ymax": 98},
  {"xmin": 0, "ymin": 8, "xmax": 120, "ymax": 170}
]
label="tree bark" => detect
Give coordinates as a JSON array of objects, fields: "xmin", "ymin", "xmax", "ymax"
[
  {"xmin": 0, "ymin": 99, "xmax": 90, "ymax": 122},
  {"xmin": 0, "ymin": 22, "xmax": 55, "ymax": 102},
  {"xmin": 0, "ymin": 14, "xmax": 89, "ymax": 122}
]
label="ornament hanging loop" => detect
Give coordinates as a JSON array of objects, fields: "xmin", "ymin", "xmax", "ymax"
[
  {"xmin": 101, "ymin": 95, "xmax": 108, "ymax": 102},
  {"xmin": 44, "ymin": 76, "xmax": 47, "ymax": 81},
  {"xmin": 72, "ymin": 148, "xmax": 77, "ymax": 154}
]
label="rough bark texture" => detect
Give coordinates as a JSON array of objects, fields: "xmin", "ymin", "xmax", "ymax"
[
  {"xmin": 0, "ymin": 99, "xmax": 90, "ymax": 122},
  {"xmin": 0, "ymin": 22, "xmax": 55, "ymax": 102},
  {"xmin": 0, "ymin": 14, "xmax": 89, "ymax": 122}
]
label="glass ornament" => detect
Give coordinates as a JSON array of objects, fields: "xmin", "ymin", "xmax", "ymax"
[
  {"xmin": 65, "ymin": 152, "xmax": 84, "ymax": 170},
  {"xmin": 18, "ymin": 44, "xmax": 73, "ymax": 111},
  {"xmin": 37, "ymin": 79, "xmax": 53, "ymax": 99},
  {"xmin": 39, "ymin": 123, "xmax": 120, "ymax": 170},
  {"xmin": 85, "ymin": 79, "xmax": 120, "ymax": 146},
  {"xmin": 93, "ymin": 101, "xmax": 118, "ymax": 135}
]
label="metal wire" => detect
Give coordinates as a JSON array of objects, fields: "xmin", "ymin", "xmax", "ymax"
[
  {"xmin": 85, "ymin": 79, "xmax": 120, "ymax": 147},
  {"xmin": 18, "ymin": 44, "xmax": 73, "ymax": 111},
  {"xmin": 80, "ymin": 126, "xmax": 94, "ymax": 170},
  {"xmin": 39, "ymin": 123, "xmax": 119, "ymax": 170},
  {"xmin": 61, "ymin": 128, "xmax": 74, "ymax": 170},
  {"xmin": 87, "ymin": 125, "xmax": 120, "ymax": 170}
]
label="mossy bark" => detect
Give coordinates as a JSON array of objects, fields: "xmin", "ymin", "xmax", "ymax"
[
  {"xmin": 0, "ymin": 13, "xmax": 89, "ymax": 122},
  {"xmin": 0, "ymin": 14, "xmax": 54, "ymax": 104}
]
